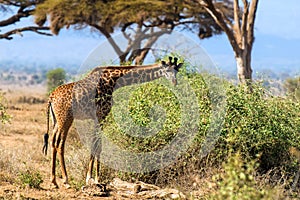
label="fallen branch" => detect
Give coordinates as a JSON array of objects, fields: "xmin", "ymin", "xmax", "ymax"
[
  {"xmin": 82, "ymin": 177, "xmax": 187, "ymax": 199},
  {"xmin": 109, "ymin": 178, "xmax": 186, "ymax": 199}
]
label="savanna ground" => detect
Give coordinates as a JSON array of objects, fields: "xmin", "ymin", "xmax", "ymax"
[{"xmin": 0, "ymin": 84, "xmax": 113, "ymax": 199}]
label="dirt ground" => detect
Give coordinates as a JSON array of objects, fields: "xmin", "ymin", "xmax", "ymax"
[{"xmin": 0, "ymin": 85, "xmax": 115, "ymax": 200}]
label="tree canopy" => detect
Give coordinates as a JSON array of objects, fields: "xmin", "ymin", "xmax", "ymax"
[{"xmin": 34, "ymin": 0, "xmax": 233, "ymax": 64}]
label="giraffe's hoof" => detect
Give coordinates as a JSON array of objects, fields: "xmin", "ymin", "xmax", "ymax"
[
  {"xmin": 86, "ymin": 178, "xmax": 95, "ymax": 186},
  {"xmin": 50, "ymin": 183, "xmax": 59, "ymax": 189},
  {"xmin": 64, "ymin": 183, "xmax": 71, "ymax": 189},
  {"xmin": 82, "ymin": 183, "xmax": 107, "ymax": 197}
]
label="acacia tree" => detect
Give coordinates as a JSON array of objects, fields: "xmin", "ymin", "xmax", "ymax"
[
  {"xmin": 34, "ymin": 0, "xmax": 232, "ymax": 64},
  {"xmin": 0, "ymin": 0, "xmax": 51, "ymax": 40},
  {"xmin": 198, "ymin": 0, "xmax": 259, "ymax": 84}
]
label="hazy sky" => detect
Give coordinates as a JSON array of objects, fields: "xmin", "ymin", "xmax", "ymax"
[{"xmin": 1, "ymin": 1, "xmax": 300, "ymax": 76}]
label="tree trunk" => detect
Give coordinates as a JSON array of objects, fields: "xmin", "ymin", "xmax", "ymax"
[
  {"xmin": 235, "ymin": 48, "xmax": 252, "ymax": 84},
  {"xmin": 134, "ymin": 48, "xmax": 150, "ymax": 65}
]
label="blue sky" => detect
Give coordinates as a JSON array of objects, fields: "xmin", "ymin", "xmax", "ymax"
[{"xmin": 0, "ymin": 1, "xmax": 300, "ymax": 77}]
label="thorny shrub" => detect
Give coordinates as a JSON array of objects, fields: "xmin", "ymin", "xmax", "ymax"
[{"xmin": 98, "ymin": 61, "xmax": 300, "ymax": 195}]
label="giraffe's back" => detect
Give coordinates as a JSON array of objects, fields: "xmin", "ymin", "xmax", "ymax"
[{"xmin": 49, "ymin": 80, "xmax": 100, "ymax": 123}]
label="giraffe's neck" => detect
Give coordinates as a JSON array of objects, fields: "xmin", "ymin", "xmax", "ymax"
[
  {"xmin": 115, "ymin": 64, "xmax": 165, "ymax": 87},
  {"xmin": 85, "ymin": 64, "xmax": 165, "ymax": 90}
]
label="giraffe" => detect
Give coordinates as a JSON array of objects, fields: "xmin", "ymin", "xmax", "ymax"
[{"xmin": 43, "ymin": 57, "xmax": 183, "ymax": 188}]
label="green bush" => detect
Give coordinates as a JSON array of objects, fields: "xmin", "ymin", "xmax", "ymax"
[
  {"xmin": 220, "ymin": 83, "xmax": 300, "ymax": 170},
  {"xmin": 106, "ymin": 81, "xmax": 181, "ymax": 152},
  {"xmin": 98, "ymin": 65, "xmax": 300, "ymax": 187},
  {"xmin": 209, "ymin": 152, "xmax": 277, "ymax": 200},
  {"xmin": 18, "ymin": 170, "xmax": 43, "ymax": 189},
  {"xmin": 46, "ymin": 68, "xmax": 66, "ymax": 93}
]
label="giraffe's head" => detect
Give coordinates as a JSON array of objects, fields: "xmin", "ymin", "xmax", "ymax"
[{"xmin": 160, "ymin": 57, "xmax": 183, "ymax": 85}]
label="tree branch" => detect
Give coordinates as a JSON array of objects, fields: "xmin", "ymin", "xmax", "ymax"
[
  {"xmin": 1, "ymin": 0, "xmax": 21, "ymax": 7},
  {"xmin": 233, "ymin": 0, "xmax": 241, "ymax": 38},
  {"xmin": 241, "ymin": 1, "xmax": 249, "ymax": 48},
  {"xmin": 122, "ymin": 25, "xmax": 148, "ymax": 64},
  {"xmin": 215, "ymin": 2, "xmax": 234, "ymax": 29},
  {"xmin": 128, "ymin": 27, "xmax": 172, "ymax": 65},
  {"xmin": 0, "ymin": 0, "xmax": 40, "ymax": 27},
  {"xmin": 0, "ymin": 26, "xmax": 51, "ymax": 40},
  {"xmin": 199, "ymin": 0, "xmax": 240, "ymax": 53},
  {"xmin": 0, "ymin": 8, "xmax": 34, "ymax": 27},
  {"xmin": 89, "ymin": 23, "xmax": 124, "ymax": 58},
  {"xmin": 247, "ymin": 0, "xmax": 258, "ymax": 47}
]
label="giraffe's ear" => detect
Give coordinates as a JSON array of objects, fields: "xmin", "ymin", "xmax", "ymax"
[
  {"xmin": 175, "ymin": 63, "xmax": 183, "ymax": 71},
  {"xmin": 168, "ymin": 56, "xmax": 173, "ymax": 64},
  {"xmin": 174, "ymin": 57, "xmax": 178, "ymax": 65}
]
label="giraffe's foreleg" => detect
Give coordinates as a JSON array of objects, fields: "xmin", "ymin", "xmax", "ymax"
[
  {"xmin": 86, "ymin": 157, "xmax": 100, "ymax": 185},
  {"xmin": 94, "ymin": 135, "xmax": 102, "ymax": 184},
  {"xmin": 86, "ymin": 133, "xmax": 102, "ymax": 185},
  {"xmin": 86, "ymin": 155, "xmax": 95, "ymax": 185},
  {"xmin": 94, "ymin": 158, "xmax": 100, "ymax": 184}
]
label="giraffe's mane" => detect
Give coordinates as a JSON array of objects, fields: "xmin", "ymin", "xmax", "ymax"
[{"xmin": 89, "ymin": 63, "xmax": 161, "ymax": 74}]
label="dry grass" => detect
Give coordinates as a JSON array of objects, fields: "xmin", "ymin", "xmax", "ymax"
[
  {"xmin": 0, "ymin": 85, "xmax": 46, "ymax": 136},
  {"xmin": 0, "ymin": 84, "xmax": 107, "ymax": 199}
]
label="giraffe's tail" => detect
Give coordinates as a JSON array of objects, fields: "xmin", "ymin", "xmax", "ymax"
[{"xmin": 43, "ymin": 101, "xmax": 51, "ymax": 155}]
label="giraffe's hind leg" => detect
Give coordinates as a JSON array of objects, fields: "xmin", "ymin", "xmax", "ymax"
[
  {"xmin": 50, "ymin": 125, "xmax": 59, "ymax": 188},
  {"xmin": 57, "ymin": 138, "xmax": 70, "ymax": 188},
  {"xmin": 56, "ymin": 122, "xmax": 72, "ymax": 188},
  {"xmin": 50, "ymin": 121, "xmax": 72, "ymax": 188}
]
